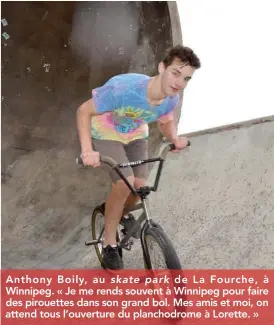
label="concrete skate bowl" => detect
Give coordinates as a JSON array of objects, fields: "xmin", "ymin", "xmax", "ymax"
[{"xmin": 1, "ymin": 2, "xmax": 182, "ymax": 268}]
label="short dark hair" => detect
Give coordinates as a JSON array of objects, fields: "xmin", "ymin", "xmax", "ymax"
[{"xmin": 162, "ymin": 45, "xmax": 201, "ymax": 69}]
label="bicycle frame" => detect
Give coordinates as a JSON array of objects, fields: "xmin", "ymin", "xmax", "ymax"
[
  {"xmin": 103, "ymin": 151, "xmax": 168, "ymax": 248},
  {"xmin": 77, "ymin": 141, "xmax": 190, "ymax": 248},
  {"xmin": 115, "ymin": 156, "xmax": 164, "ymax": 197}
]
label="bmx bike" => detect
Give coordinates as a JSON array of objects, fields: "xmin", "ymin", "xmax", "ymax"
[{"xmin": 76, "ymin": 142, "xmax": 190, "ymax": 270}]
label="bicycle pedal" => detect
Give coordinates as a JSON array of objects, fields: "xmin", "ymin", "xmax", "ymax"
[
  {"xmin": 121, "ymin": 228, "xmax": 127, "ymax": 236},
  {"xmin": 85, "ymin": 239, "xmax": 101, "ymax": 246},
  {"xmin": 120, "ymin": 214, "xmax": 141, "ymax": 239},
  {"xmin": 124, "ymin": 239, "xmax": 134, "ymax": 251}
]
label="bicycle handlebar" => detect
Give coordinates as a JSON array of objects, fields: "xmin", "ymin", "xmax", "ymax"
[
  {"xmin": 76, "ymin": 141, "xmax": 190, "ymax": 196},
  {"xmin": 76, "ymin": 141, "xmax": 190, "ymax": 167}
]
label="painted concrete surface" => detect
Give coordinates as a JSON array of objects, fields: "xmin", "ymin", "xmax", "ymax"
[{"xmin": 144, "ymin": 120, "xmax": 274, "ymax": 269}]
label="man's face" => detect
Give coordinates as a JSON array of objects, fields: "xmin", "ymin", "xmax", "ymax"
[{"xmin": 159, "ymin": 58, "xmax": 196, "ymax": 96}]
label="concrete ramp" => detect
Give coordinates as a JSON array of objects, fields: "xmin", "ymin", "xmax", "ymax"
[
  {"xmin": 2, "ymin": 119, "xmax": 273, "ymax": 269},
  {"xmin": 148, "ymin": 120, "xmax": 274, "ymax": 269}
]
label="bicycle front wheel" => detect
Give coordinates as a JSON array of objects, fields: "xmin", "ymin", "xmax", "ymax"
[
  {"xmin": 142, "ymin": 225, "xmax": 181, "ymax": 270},
  {"xmin": 142, "ymin": 226, "xmax": 187, "ymax": 317}
]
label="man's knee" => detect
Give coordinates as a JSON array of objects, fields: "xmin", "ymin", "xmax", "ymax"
[
  {"xmin": 134, "ymin": 177, "xmax": 146, "ymax": 189},
  {"xmin": 112, "ymin": 176, "xmax": 135, "ymax": 199}
]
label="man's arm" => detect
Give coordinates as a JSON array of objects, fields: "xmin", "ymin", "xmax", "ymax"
[
  {"xmin": 157, "ymin": 119, "xmax": 178, "ymax": 143},
  {"xmin": 157, "ymin": 110, "xmax": 178, "ymax": 142},
  {"xmin": 157, "ymin": 113, "xmax": 189, "ymax": 152},
  {"xmin": 76, "ymin": 98, "xmax": 99, "ymax": 154}
]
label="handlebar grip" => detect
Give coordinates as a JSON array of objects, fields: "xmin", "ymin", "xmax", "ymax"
[
  {"xmin": 76, "ymin": 157, "xmax": 83, "ymax": 165},
  {"xmin": 169, "ymin": 141, "xmax": 191, "ymax": 151}
]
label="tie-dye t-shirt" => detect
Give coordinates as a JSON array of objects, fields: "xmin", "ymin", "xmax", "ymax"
[{"xmin": 91, "ymin": 73, "xmax": 179, "ymax": 144}]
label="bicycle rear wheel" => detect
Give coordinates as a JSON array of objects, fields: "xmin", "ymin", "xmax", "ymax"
[{"xmin": 91, "ymin": 205, "xmax": 123, "ymax": 266}]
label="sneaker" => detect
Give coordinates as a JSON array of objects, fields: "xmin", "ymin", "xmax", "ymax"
[
  {"xmin": 102, "ymin": 245, "xmax": 124, "ymax": 270},
  {"xmin": 120, "ymin": 213, "xmax": 141, "ymax": 239}
]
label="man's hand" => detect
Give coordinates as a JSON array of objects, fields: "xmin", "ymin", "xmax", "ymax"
[
  {"xmin": 81, "ymin": 150, "xmax": 100, "ymax": 167},
  {"xmin": 171, "ymin": 137, "xmax": 189, "ymax": 153}
]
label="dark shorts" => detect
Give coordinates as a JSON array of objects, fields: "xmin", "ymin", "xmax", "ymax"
[{"xmin": 92, "ymin": 138, "xmax": 148, "ymax": 183}]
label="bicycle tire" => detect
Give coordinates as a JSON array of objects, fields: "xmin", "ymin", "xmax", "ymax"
[
  {"xmin": 142, "ymin": 225, "xmax": 188, "ymax": 319},
  {"xmin": 91, "ymin": 206, "xmax": 123, "ymax": 266},
  {"xmin": 142, "ymin": 226, "xmax": 181, "ymax": 270}
]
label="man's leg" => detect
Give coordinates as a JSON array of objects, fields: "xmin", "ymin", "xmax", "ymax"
[
  {"xmin": 123, "ymin": 139, "xmax": 149, "ymax": 214},
  {"xmin": 123, "ymin": 178, "xmax": 146, "ymax": 214},
  {"xmin": 118, "ymin": 139, "xmax": 149, "ymax": 241},
  {"xmin": 92, "ymin": 139, "xmax": 135, "ymax": 269},
  {"xmin": 103, "ymin": 176, "xmax": 134, "ymax": 246}
]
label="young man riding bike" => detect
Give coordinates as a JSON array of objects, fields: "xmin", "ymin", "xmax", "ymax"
[{"xmin": 76, "ymin": 45, "xmax": 201, "ymax": 269}]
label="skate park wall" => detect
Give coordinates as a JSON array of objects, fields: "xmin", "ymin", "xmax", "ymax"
[{"xmin": 1, "ymin": 1, "xmax": 182, "ymax": 268}]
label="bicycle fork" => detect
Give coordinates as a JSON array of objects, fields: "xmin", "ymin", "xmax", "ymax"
[{"xmin": 141, "ymin": 198, "xmax": 152, "ymax": 222}]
